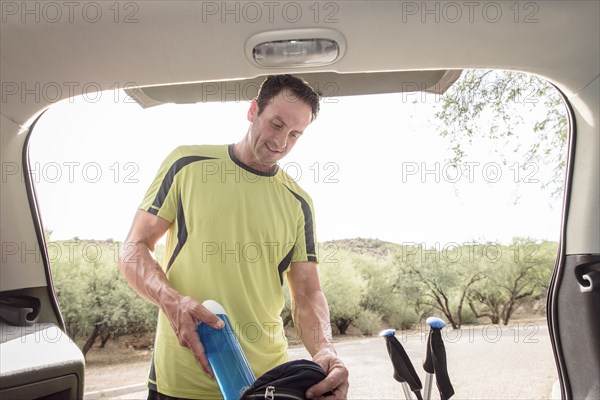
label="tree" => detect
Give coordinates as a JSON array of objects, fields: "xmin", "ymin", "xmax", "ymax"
[
  {"xmin": 352, "ymin": 309, "xmax": 381, "ymax": 336},
  {"xmin": 354, "ymin": 253, "xmax": 418, "ymax": 329},
  {"xmin": 43, "ymin": 228, "xmax": 53, "ymax": 243},
  {"xmin": 435, "ymin": 69, "xmax": 568, "ymax": 198},
  {"xmin": 51, "ymin": 240, "xmax": 158, "ymax": 357},
  {"xmin": 468, "ymin": 258, "xmax": 537, "ymax": 326},
  {"xmin": 318, "ymin": 248, "xmax": 364, "ymax": 334},
  {"xmin": 394, "ymin": 244, "xmax": 484, "ymax": 329},
  {"xmin": 468, "ymin": 239, "xmax": 558, "ymax": 325},
  {"xmin": 529, "ymin": 240, "xmax": 560, "ymax": 292}
]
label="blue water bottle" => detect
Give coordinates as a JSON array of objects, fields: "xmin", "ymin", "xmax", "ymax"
[{"xmin": 197, "ymin": 300, "xmax": 256, "ymax": 400}]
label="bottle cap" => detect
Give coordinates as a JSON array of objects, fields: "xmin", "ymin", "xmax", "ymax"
[{"xmin": 203, "ymin": 300, "xmax": 226, "ymax": 315}]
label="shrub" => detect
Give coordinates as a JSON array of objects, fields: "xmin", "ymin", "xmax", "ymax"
[
  {"xmin": 387, "ymin": 306, "xmax": 420, "ymax": 331},
  {"xmin": 353, "ymin": 309, "xmax": 382, "ymax": 336},
  {"xmin": 319, "ymin": 248, "xmax": 364, "ymax": 334},
  {"xmin": 51, "ymin": 240, "xmax": 158, "ymax": 357}
]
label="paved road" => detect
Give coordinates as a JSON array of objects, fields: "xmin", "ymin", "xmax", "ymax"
[{"xmin": 110, "ymin": 321, "xmax": 557, "ymax": 399}]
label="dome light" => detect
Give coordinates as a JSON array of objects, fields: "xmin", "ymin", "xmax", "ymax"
[{"xmin": 253, "ymin": 38, "xmax": 339, "ymax": 67}]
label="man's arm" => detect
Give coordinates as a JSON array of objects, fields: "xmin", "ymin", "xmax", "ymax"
[
  {"xmin": 118, "ymin": 209, "xmax": 224, "ymax": 375},
  {"xmin": 287, "ymin": 261, "xmax": 349, "ymax": 399}
]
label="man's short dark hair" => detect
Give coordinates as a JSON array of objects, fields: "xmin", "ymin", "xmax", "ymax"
[{"xmin": 256, "ymin": 75, "xmax": 320, "ymax": 122}]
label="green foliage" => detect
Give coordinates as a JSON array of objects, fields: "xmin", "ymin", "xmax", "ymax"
[
  {"xmin": 389, "ymin": 239, "xmax": 557, "ymax": 328},
  {"xmin": 385, "ymin": 306, "xmax": 420, "ymax": 331},
  {"xmin": 323, "ymin": 238, "xmax": 397, "ymax": 261},
  {"xmin": 528, "ymin": 240, "xmax": 559, "ymax": 293},
  {"xmin": 353, "ymin": 253, "xmax": 420, "ymax": 329},
  {"xmin": 47, "ymin": 235, "xmax": 553, "ymax": 354},
  {"xmin": 468, "ymin": 238, "xmax": 557, "ymax": 325},
  {"xmin": 459, "ymin": 307, "xmax": 478, "ymax": 325},
  {"xmin": 352, "ymin": 309, "xmax": 381, "ymax": 336},
  {"xmin": 318, "ymin": 247, "xmax": 364, "ymax": 334},
  {"xmin": 47, "ymin": 235, "xmax": 557, "ymax": 356},
  {"xmin": 316, "ymin": 238, "xmax": 557, "ymax": 331},
  {"xmin": 393, "ymin": 243, "xmax": 485, "ymax": 329},
  {"xmin": 280, "ymin": 278, "xmax": 293, "ymax": 327},
  {"xmin": 436, "ymin": 69, "xmax": 568, "ymax": 198},
  {"xmin": 43, "ymin": 228, "xmax": 53, "ymax": 243},
  {"xmin": 50, "ymin": 240, "xmax": 157, "ymax": 356}
]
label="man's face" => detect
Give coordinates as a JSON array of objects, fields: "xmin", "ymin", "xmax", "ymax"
[{"xmin": 245, "ymin": 89, "xmax": 313, "ymax": 172}]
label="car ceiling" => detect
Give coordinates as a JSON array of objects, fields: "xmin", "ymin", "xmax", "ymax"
[{"xmin": 1, "ymin": 1, "xmax": 598, "ymax": 126}]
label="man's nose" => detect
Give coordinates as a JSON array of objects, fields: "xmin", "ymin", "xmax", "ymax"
[{"xmin": 272, "ymin": 131, "xmax": 287, "ymax": 150}]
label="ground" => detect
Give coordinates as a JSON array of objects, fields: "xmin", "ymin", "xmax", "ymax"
[
  {"xmin": 83, "ymin": 333, "xmax": 155, "ymax": 392},
  {"xmin": 84, "ymin": 313, "xmax": 550, "ymax": 395}
]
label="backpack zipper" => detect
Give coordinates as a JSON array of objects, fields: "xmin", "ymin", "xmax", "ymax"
[{"xmin": 264, "ymin": 385, "xmax": 275, "ymax": 399}]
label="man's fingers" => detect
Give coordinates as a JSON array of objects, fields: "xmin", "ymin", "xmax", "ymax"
[
  {"xmin": 184, "ymin": 329, "xmax": 214, "ymax": 377},
  {"xmin": 189, "ymin": 301, "xmax": 225, "ymax": 329},
  {"xmin": 165, "ymin": 296, "xmax": 225, "ymax": 376},
  {"xmin": 306, "ymin": 374, "xmax": 343, "ymax": 399},
  {"xmin": 202, "ymin": 310, "xmax": 225, "ymax": 329},
  {"xmin": 306, "ymin": 352, "xmax": 349, "ymax": 399},
  {"xmin": 194, "ymin": 350, "xmax": 213, "ymax": 377},
  {"xmin": 306, "ymin": 367, "xmax": 349, "ymax": 399}
]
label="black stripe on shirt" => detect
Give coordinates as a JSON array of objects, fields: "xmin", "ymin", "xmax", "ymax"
[
  {"xmin": 148, "ymin": 352, "xmax": 157, "ymax": 392},
  {"xmin": 228, "ymin": 144, "xmax": 279, "ymax": 177},
  {"xmin": 277, "ymin": 246, "xmax": 295, "ymax": 285},
  {"xmin": 285, "ymin": 187, "xmax": 317, "ymax": 262},
  {"xmin": 148, "ymin": 155, "xmax": 216, "ymax": 214},
  {"xmin": 166, "ymin": 198, "xmax": 188, "ymax": 272}
]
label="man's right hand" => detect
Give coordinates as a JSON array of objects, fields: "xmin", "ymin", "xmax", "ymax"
[{"xmin": 161, "ymin": 294, "xmax": 225, "ymax": 376}]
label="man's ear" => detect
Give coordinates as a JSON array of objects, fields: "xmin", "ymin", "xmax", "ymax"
[{"xmin": 247, "ymin": 99, "xmax": 259, "ymax": 122}]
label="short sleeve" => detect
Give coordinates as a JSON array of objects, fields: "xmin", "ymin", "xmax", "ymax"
[
  {"xmin": 290, "ymin": 191, "xmax": 318, "ymax": 263},
  {"xmin": 138, "ymin": 147, "xmax": 182, "ymax": 223}
]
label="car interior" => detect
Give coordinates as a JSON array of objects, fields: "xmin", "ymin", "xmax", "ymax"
[{"xmin": 1, "ymin": 1, "xmax": 598, "ymax": 399}]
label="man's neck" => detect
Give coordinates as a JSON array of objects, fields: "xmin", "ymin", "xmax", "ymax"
[{"xmin": 232, "ymin": 141, "xmax": 277, "ymax": 175}]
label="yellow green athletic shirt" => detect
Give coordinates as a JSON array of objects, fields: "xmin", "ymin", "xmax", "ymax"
[{"xmin": 139, "ymin": 144, "xmax": 318, "ymax": 399}]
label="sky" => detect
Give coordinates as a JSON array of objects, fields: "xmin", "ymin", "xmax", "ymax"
[{"xmin": 28, "ymin": 86, "xmax": 565, "ymax": 248}]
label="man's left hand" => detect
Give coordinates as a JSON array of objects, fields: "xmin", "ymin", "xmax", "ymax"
[{"xmin": 306, "ymin": 348, "xmax": 349, "ymax": 399}]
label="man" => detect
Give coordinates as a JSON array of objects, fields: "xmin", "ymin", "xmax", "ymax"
[{"xmin": 119, "ymin": 75, "xmax": 349, "ymax": 399}]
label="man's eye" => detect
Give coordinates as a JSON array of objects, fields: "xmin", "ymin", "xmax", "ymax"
[
  {"xmin": 290, "ymin": 132, "xmax": 300, "ymax": 139},
  {"xmin": 272, "ymin": 122, "xmax": 282, "ymax": 129}
]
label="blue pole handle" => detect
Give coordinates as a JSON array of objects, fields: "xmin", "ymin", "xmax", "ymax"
[{"xmin": 426, "ymin": 317, "xmax": 446, "ymax": 330}]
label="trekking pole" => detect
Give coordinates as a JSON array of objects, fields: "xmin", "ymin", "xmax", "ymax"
[
  {"xmin": 423, "ymin": 317, "xmax": 454, "ymax": 400},
  {"xmin": 380, "ymin": 329, "xmax": 423, "ymax": 400}
]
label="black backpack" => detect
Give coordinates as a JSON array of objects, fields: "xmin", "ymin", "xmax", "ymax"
[{"xmin": 240, "ymin": 359, "xmax": 331, "ymax": 399}]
